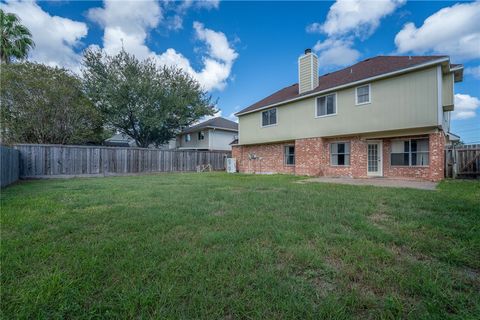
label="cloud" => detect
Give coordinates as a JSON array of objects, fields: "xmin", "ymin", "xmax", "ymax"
[
  {"xmin": 87, "ymin": 0, "xmax": 162, "ymax": 59},
  {"xmin": 307, "ymin": 0, "xmax": 405, "ymax": 38},
  {"xmin": 313, "ymin": 38, "xmax": 360, "ymax": 69},
  {"xmin": 395, "ymin": 2, "xmax": 480, "ymax": 61},
  {"xmin": 201, "ymin": 108, "xmax": 238, "ymax": 123},
  {"xmin": 453, "ymin": 94, "xmax": 480, "ymax": 120},
  {"xmin": 164, "ymin": 0, "xmax": 220, "ymax": 31},
  {"xmin": 308, "ymin": 0, "xmax": 404, "ymax": 69},
  {"xmin": 465, "ymin": 66, "xmax": 480, "ymax": 80},
  {"xmin": 89, "ymin": 1, "xmax": 237, "ymax": 91},
  {"xmin": 3, "ymin": 0, "xmax": 88, "ymax": 71}
]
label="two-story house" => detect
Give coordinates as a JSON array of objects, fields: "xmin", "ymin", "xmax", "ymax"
[
  {"xmin": 232, "ymin": 49, "xmax": 463, "ymax": 181},
  {"xmin": 177, "ymin": 117, "xmax": 238, "ymax": 151}
]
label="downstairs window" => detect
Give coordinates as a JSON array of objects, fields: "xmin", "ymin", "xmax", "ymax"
[
  {"xmin": 330, "ymin": 142, "xmax": 350, "ymax": 166},
  {"xmin": 391, "ymin": 138, "xmax": 429, "ymax": 166},
  {"xmin": 284, "ymin": 145, "xmax": 295, "ymax": 165}
]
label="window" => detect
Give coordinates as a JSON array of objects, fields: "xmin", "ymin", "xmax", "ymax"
[
  {"xmin": 198, "ymin": 131, "xmax": 205, "ymax": 140},
  {"xmin": 284, "ymin": 145, "xmax": 295, "ymax": 165},
  {"xmin": 330, "ymin": 142, "xmax": 350, "ymax": 166},
  {"xmin": 185, "ymin": 134, "xmax": 191, "ymax": 142},
  {"xmin": 316, "ymin": 93, "xmax": 336, "ymax": 117},
  {"xmin": 356, "ymin": 84, "xmax": 371, "ymax": 105},
  {"xmin": 262, "ymin": 108, "xmax": 277, "ymax": 126},
  {"xmin": 391, "ymin": 138, "xmax": 429, "ymax": 166}
]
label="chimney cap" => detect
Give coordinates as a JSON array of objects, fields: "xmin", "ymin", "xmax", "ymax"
[{"xmin": 304, "ymin": 48, "xmax": 312, "ymax": 55}]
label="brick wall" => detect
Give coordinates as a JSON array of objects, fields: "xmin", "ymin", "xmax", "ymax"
[
  {"xmin": 232, "ymin": 142, "xmax": 295, "ymax": 174},
  {"xmin": 233, "ymin": 131, "xmax": 445, "ymax": 181}
]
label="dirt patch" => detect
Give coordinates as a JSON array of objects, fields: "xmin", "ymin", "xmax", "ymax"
[
  {"xmin": 212, "ymin": 210, "xmax": 226, "ymax": 216},
  {"xmin": 389, "ymin": 244, "xmax": 432, "ymax": 263}
]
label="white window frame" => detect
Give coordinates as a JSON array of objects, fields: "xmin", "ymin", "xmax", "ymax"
[
  {"xmin": 284, "ymin": 145, "xmax": 295, "ymax": 166},
  {"xmin": 261, "ymin": 108, "xmax": 278, "ymax": 127},
  {"xmin": 315, "ymin": 93, "xmax": 337, "ymax": 118},
  {"xmin": 390, "ymin": 137, "xmax": 429, "ymax": 167},
  {"xmin": 355, "ymin": 83, "xmax": 371, "ymax": 106},
  {"xmin": 330, "ymin": 141, "xmax": 351, "ymax": 166}
]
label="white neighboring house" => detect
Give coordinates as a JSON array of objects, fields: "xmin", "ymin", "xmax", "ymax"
[
  {"xmin": 104, "ymin": 117, "xmax": 238, "ymax": 151},
  {"xmin": 176, "ymin": 117, "xmax": 238, "ymax": 151}
]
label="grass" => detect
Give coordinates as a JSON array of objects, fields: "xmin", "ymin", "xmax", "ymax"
[{"xmin": 1, "ymin": 173, "xmax": 479, "ymax": 319}]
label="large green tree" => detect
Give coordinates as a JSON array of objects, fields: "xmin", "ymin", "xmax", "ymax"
[
  {"xmin": 0, "ymin": 9, "xmax": 35, "ymax": 64},
  {"xmin": 82, "ymin": 48, "xmax": 215, "ymax": 148},
  {"xmin": 1, "ymin": 63, "xmax": 105, "ymax": 144}
]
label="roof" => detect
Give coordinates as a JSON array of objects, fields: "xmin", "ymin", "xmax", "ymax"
[
  {"xmin": 183, "ymin": 117, "xmax": 238, "ymax": 133},
  {"xmin": 236, "ymin": 56, "xmax": 451, "ymax": 116}
]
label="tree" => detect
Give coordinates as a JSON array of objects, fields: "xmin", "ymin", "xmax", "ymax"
[
  {"xmin": 0, "ymin": 9, "xmax": 35, "ymax": 64},
  {"xmin": 0, "ymin": 63, "xmax": 105, "ymax": 144},
  {"xmin": 82, "ymin": 48, "xmax": 215, "ymax": 148}
]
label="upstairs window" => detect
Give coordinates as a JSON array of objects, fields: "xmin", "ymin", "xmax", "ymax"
[
  {"xmin": 198, "ymin": 131, "xmax": 205, "ymax": 140},
  {"xmin": 185, "ymin": 134, "xmax": 191, "ymax": 142},
  {"xmin": 356, "ymin": 84, "xmax": 371, "ymax": 105},
  {"xmin": 316, "ymin": 93, "xmax": 336, "ymax": 117},
  {"xmin": 391, "ymin": 138, "xmax": 429, "ymax": 166},
  {"xmin": 330, "ymin": 142, "xmax": 350, "ymax": 166},
  {"xmin": 284, "ymin": 145, "xmax": 295, "ymax": 165},
  {"xmin": 262, "ymin": 108, "xmax": 277, "ymax": 126}
]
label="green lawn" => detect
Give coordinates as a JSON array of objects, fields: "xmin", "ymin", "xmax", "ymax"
[{"xmin": 1, "ymin": 173, "xmax": 479, "ymax": 319}]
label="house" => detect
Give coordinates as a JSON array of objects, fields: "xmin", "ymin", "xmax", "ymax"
[
  {"xmin": 232, "ymin": 49, "xmax": 463, "ymax": 181},
  {"xmin": 176, "ymin": 117, "xmax": 238, "ymax": 151},
  {"xmin": 104, "ymin": 133, "xmax": 137, "ymax": 147},
  {"xmin": 105, "ymin": 117, "xmax": 238, "ymax": 151}
]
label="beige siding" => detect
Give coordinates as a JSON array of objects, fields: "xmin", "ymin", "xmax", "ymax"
[
  {"xmin": 208, "ymin": 129, "xmax": 237, "ymax": 151},
  {"xmin": 178, "ymin": 130, "xmax": 210, "ymax": 149},
  {"xmin": 239, "ymin": 67, "xmax": 440, "ymax": 145},
  {"xmin": 442, "ymin": 72, "xmax": 454, "ymax": 107},
  {"xmin": 298, "ymin": 56, "xmax": 312, "ymax": 94}
]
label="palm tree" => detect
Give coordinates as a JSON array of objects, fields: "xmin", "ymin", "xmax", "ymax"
[{"xmin": 0, "ymin": 9, "xmax": 35, "ymax": 64}]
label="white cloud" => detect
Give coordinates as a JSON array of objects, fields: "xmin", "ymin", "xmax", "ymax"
[
  {"xmin": 308, "ymin": 0, "xmax": 405, "ymax": 38},
  {"xmin": 453, "ymin": 94, "xmax": 480, "ymax": 120},
  {"xmin": 465, "ymin": 66, "xmax": 480, "ymax": 80},
  {"xmin": 164, "ymin": 0, "xmax": 220, "ymax": 31},
  {"xmin": 3, "ymin": 0, "xmax": 88, "ymax": 71},
  {"xmin": 87, "ymin": 0, "xmax": 162, "ymax": 59},
  {"xmin": 89, "ymin": 1, "xmax": 237, "ymax": 91},
  {"xmin": 201, "ymin": 109, "xmax": 238, "ymax": 123},
  {"xmin": 308, "ymin": 0, "xmax": 404, "ymax": 69},
  {"xmin": 313, "ymin": 38, "xmax": 360, "ymax": 69},
  {"xmin": 395, "ymin": 2, "xmax": 480, "ymax": 61}
]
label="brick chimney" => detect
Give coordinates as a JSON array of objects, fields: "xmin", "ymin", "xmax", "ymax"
[{"xmin": 298, "ymin": 48, "xmax": 318, "ymax": 94}]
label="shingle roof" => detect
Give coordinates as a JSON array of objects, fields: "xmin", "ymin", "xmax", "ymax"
[
  {"xmin": 183, "ymin": 117, "xmax": 238, "ymax": 133},
  {"xmin": 236, "ymin": 56, "xmax": 449, "ymax": 115}
]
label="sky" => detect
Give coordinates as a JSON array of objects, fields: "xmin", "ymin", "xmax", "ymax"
[{"xmin": 2, "ymin": 0, "xmax": 480, "ymax": 143}]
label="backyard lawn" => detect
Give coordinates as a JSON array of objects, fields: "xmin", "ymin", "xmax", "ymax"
[{"xmin": 1, "ymin": 173, "xmax": 479, "ymax": 319}]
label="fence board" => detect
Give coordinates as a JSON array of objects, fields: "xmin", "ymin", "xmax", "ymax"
[
  {"xmin": 445, "ymin": 144, "xmax": 480, "ymax": 179},
  {"xmin": 14, "ymin": 144, "xmax": 229, "ymax": 178},
  {"xmin": 1, "ymin": 146, "xmax": 20, "ymax": 187}
]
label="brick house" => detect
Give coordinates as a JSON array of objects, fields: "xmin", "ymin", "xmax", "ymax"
[{"xmin": 232, "ymin": 50, "xmax": 463, "ymax": 181}]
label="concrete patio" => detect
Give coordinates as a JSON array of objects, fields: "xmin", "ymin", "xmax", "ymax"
[{"xmin": 299, "ymin": 177, "xmax": 438, "ymax": 190}]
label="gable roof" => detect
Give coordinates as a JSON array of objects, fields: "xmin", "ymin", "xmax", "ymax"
[
  {"xmin": 182, "ymin": 117, "xmax": 238, "ymax": 134},
  {"xmin": 236, "ymin": 56, "xmax": 451, "ymax": 116}
]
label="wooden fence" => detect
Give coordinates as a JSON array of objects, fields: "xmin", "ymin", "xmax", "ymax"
[
  {"xmin": 14, "ymin": 144, "xmax": 230, "ymax": 178},
  {"xmin": 445, "ymin": 144, "xmax": 480, "ymax": 179},
  {"xmin": 1, "ymin": 146, "xmax": 20, "ymax": 187}
]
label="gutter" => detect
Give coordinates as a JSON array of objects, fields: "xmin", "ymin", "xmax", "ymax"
[{"xmin": 235, "ymin": 57, "xmax": 450, "ymax": 117}]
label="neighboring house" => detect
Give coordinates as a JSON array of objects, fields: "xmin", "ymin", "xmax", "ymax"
[
  {"xmin": 104, "ymin": 117, "xmax": 238, "ymax": 151},
  {"xmin": 177, "ymin": 117, "xmax": 238, "ymax": 151},
  {"xmin": 104, "ymin": 133, "xmax": 137, "ymax": 147},
  {"xmin": 232, "ymin": 49, "xmax": 463, "ymax": 181}
]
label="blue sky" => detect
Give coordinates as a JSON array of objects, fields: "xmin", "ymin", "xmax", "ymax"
[{"xmin": 3, "ymin": 0, "xmax": 480, "ymax": 143}]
